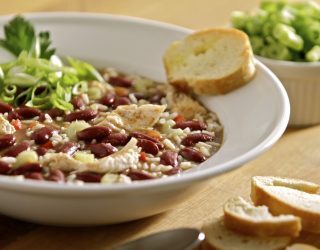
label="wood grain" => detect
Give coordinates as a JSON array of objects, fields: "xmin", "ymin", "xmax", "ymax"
[{"xmin": 0, "ymin": 1, "xmax": 319, "ymax": 249}]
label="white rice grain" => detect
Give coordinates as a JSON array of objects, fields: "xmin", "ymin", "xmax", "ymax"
[
  {"xmin": 163, "ymin": 139, "xmax": 176, "ymax": 150},
  {"xmin": 199, "ymin": 146, "xmax": 211, "ymax": 157},
  {"xmin": 128, "ymin": 93, "xmax": 138, "ymax": 104},
  {"xmin": 146, "ymin": 157, "xmax": 160, "ymax": 163},
  {"xmin": 180, "ymin": 162, "xmax": 194, "ymax": 170}
]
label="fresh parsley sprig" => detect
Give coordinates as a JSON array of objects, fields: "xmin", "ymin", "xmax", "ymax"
[{"xmin": 0, "ymin": 15, "xmax": 55, "ymax": 59}]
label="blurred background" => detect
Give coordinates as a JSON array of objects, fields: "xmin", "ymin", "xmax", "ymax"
[{"xmin": 0, "ymin": 0, "xmax": 263, "ymax": 28}]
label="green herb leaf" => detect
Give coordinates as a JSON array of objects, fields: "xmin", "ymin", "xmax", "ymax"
[
  {"xmin": 0, "ymin": 16, "xmax": 56, "ymax": 59},
  {"xmin": 38, "ymin": 31, "xmax": 56, "ymax": 59},
  {"xmin": 0, "ymin": 16, "xmax": 35, "ymax": 57}
]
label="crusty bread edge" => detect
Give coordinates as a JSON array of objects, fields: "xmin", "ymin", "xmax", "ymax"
[
  {"xmin": 251, "ymin": 177, "xmax": 320, "ymax": 234},
  {"xmin": 201, "ymin": 218, "xmax": 291, "ymax": 250},
  {"xmin": 163, "ymin": 28, "xmax": 256, "ymax": 95},
  {"xmin": 286, "ymin": 243, "xmax": 320, "ymax": 250},
  {"xmin": 223, "ymin": 209, "xmax": 301, "ymax": 237}
]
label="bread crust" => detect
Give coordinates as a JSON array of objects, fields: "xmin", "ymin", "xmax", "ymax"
[
  {"xmin": 223, "ymin": 196, "xmax": 301, "ymax": 237},
  {"xmin": 224, "ymin": 209, "xmax": 301, "ymax": 237},
  {"xmin": 286, "ymin": 244, "xmax": 320, "ymax": 250},
  {"xmin": 251, "ymin": 176, "xmax": 320, "ymax": 234},
  {"xmin": 201, "ymin": 217, "xmax": 291, "ymax": 250},
  {"xmin": 163, "ymin": 28, "xmax": 256, "ymax": 95}
]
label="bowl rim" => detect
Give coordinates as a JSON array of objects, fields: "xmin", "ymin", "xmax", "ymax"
[
  {"xmin": 255, "ymin": 55, "xmax": 320, "ymax": 68},
  {"xmin": 0, "ymin": 12, "xmax": 290, "ymax": 195}
]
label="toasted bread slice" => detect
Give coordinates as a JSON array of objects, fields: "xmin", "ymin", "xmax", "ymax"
[
  {"xmin": 224, "ymin": 196, "xmax": 301, "ymax": 237},
  {"xmin": 251, "ymin": 176, "xmax": 320, "ymax": 234},
  {"xmin": 163, "ymin": 28, "xmax": 256, "ymax": 95},
  {"xmin": 286, "ymin": 244, "xmax": 319, "ymax": 250},
  {"xmin": 201, "ymin": 217, "xmax": 291, "ymax": 250}
]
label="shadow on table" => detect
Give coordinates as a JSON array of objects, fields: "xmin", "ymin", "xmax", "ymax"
[{"xmin": 0, "ymin": 212, "xmax": 167, "ymax": 250}]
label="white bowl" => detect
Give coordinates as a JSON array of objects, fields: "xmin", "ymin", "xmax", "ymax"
[
  {"xmin": 256, "ymin": 56, "xmax": 320, "ymax": 127},
  {"xmin": 0, "ymin": 13, "xmax": 289, "ymax": 226}
]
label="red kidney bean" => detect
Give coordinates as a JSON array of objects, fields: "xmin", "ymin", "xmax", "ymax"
[
  {"xmin": 0, "ymin": 161, "xmax": 10, "ymax": 174},
  {"xmin": 38, "ymin": 113, "xmax": 46, "ymax": 122},
  {"xmin": 0, "ymin": 134, "xmax": 16, "ymax": 149},
  {"xmin": 77, "ymin": 126, "xmax": 111, "ymax": 141},
  {"xmin": 47, "ymin": 169, "xmax": 65, "ymax": 182},
  {"xmin": 56, "ymin": 142, "xmax": 79, "ymax": 156},
  {"xmin": 31, "ymin": 127, "xmax": 55, "ymax": 144},
  {"xmin": 0, "ymin": 102, "xmax": 13, "ymax": 113},
  {"xmin": 64, "ymin": 109, "xmax": 98, "ymax": 122},
  {"xmin": 109, "ymin": 76, "xmax": 132, "ymax": 88},
  {"xmin": 131, "ymin": 132, "xmax": 164, "ymax": 150},
  {"xmin": 164, "ymin": 167, "xmax": 181, "ymax": 176},
  {"xmin": 137, "ymin": 139, "xmax": 159, "ymax": 155},
  {"xmin": 36, "ymin": 147, "xmax": 48, "ymax": 156},
  {"xmin": 126, "ymin": 169, "xmax": 155, "ymax": 181},
  {"xmin": 3, "ymin": 142, "xmax": 30, "ymax": 157},
  {"xmin": 100, "ymin": 93, "xmax": 116, "ymax": 106},
  {"xmin": 181, "ymin": 133, "xmax": 214, "ymax": 146},
  {"xmin": 12, "ymin": 163, "xmax": 42, "ymax": 175},
  {"xmin": 174, "ymin": 120, "xmax": 207, "ymax": 131},
  {"xmin": 47, "ymin": 108, "xmax": 64, "ymax": 119},
  {"xmin": 76, "ymin": 172, "xmax": 102, "ymax": 183},
  {"xmin": 102, "ymin": 133, "xmax": 130, "ymax": 146},
  {"xmin": 179, "ymin": 147, "xmax": 205, "ymax": 163},
  {"xmin": 89, "ymin": 143, "xmax": 117, "ymax": 158},
  {"xmin": 72, "ymin": 96, "xmax": 85, "ymax": 110},
  {"xmin": 148, "ymin": 93, "xmax": 165, "ymax": 104},
  {"xmin": 7, "ymin": 111, "xmax": 22, "ymax": 121},
  {"xmin": 25, "ymin": 172, "xmax": 44, "ymax": 180},
  {"xmin": 112, "ymin": 97, "xmax": 131, "ymax": 109},
  {"xmin": 16, "ymin": 107, "xmax": 42, "ymax": 119},
  {"xmin": 160, "ymin": 151, "xmax": 178, "ymax": 168}
]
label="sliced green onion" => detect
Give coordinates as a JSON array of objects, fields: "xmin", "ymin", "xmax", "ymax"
[
  {"xmin": 72, "ymin": 81, "xmax": 88, "ymax": 95},
  {"xmin": 67, "ymin": 57, "xmax": 105, "ymax": 83},
  {"xmin": 14, "ymin": 88, "xmax": 32, "ymax": 106},
  {"xmin": 50, "ymin": 92, "xmax": 73, "ymax": 111},
  {"xmin": 4, "ymin": 84, "xmax": 17, "ymax": 95}
]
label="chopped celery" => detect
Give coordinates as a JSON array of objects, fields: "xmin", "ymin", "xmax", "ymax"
[
  {"xmin": 306, "ymin": 45, "xmax": 320, "ymax": 61},
  {"xmin": 231, "ymin": 0, "xmax": 320, "ymax": 62}
]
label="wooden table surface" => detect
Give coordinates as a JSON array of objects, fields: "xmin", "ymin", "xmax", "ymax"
[{"xmin": 1, "ymin": 1, "xmax": 320, "ymax": 249}]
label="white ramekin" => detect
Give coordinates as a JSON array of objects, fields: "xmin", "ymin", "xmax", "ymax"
[{"xmin": 257, "ymin": 56, "xmax": 320, "ymax": 127}]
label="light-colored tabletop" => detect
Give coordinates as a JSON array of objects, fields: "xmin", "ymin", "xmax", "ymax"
[{"xmin": 0, "ymin": 1, "xmax": 319, "ymax": 249}]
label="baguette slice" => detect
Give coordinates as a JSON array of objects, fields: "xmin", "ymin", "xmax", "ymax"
[
  {"xmin": 202, "ymin": 217, "xmax": 291, "ymax": 250},
  {"xmin": 286, "ymin": 244, "xmax": 319, "ymax": 250},
  {"xmin": 224, "ymin": 196, "xmax": 301, "ymax": 237},
  {"xmin": 251, "ymin": 176, "xmax": 320, "ymax": 234},
  {"xmin": 163, "ymin": 28, "xmax": 256, "ymax": 95}
]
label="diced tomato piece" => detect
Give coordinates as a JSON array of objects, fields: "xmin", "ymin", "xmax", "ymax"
[
  {"xmin": 174, "ymin": 114, "xmax": 185, "ymax": 123},
  {"xmin": 11, "ymin": 119, "xmax": 22, "ymax": 130},
  {"xmin": 41, "ymin": 140, "xmax": 54, "ymax": 149},
  {"xmin": 139, "ymin": 151, "xmax": 147, "ymax": 162}
]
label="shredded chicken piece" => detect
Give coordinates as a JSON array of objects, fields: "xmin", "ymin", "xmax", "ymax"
[
  {"xmin": 97, "ymin": 104, "xmax": 166, "ymax": 132},
  {"xmin": 85, "ymin": 138, "xmax": 140, "ymax": 173},
  {"xmin": 0, "ymin": 115, "xmax": 15, "ymax": 135},
  {"xmin": 41, "ymin": 153, "xmax": 86, "ymax": 172},
  {"xmin": 166, "ymin": 88, "xmax": 207, "ymax": 120}
]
